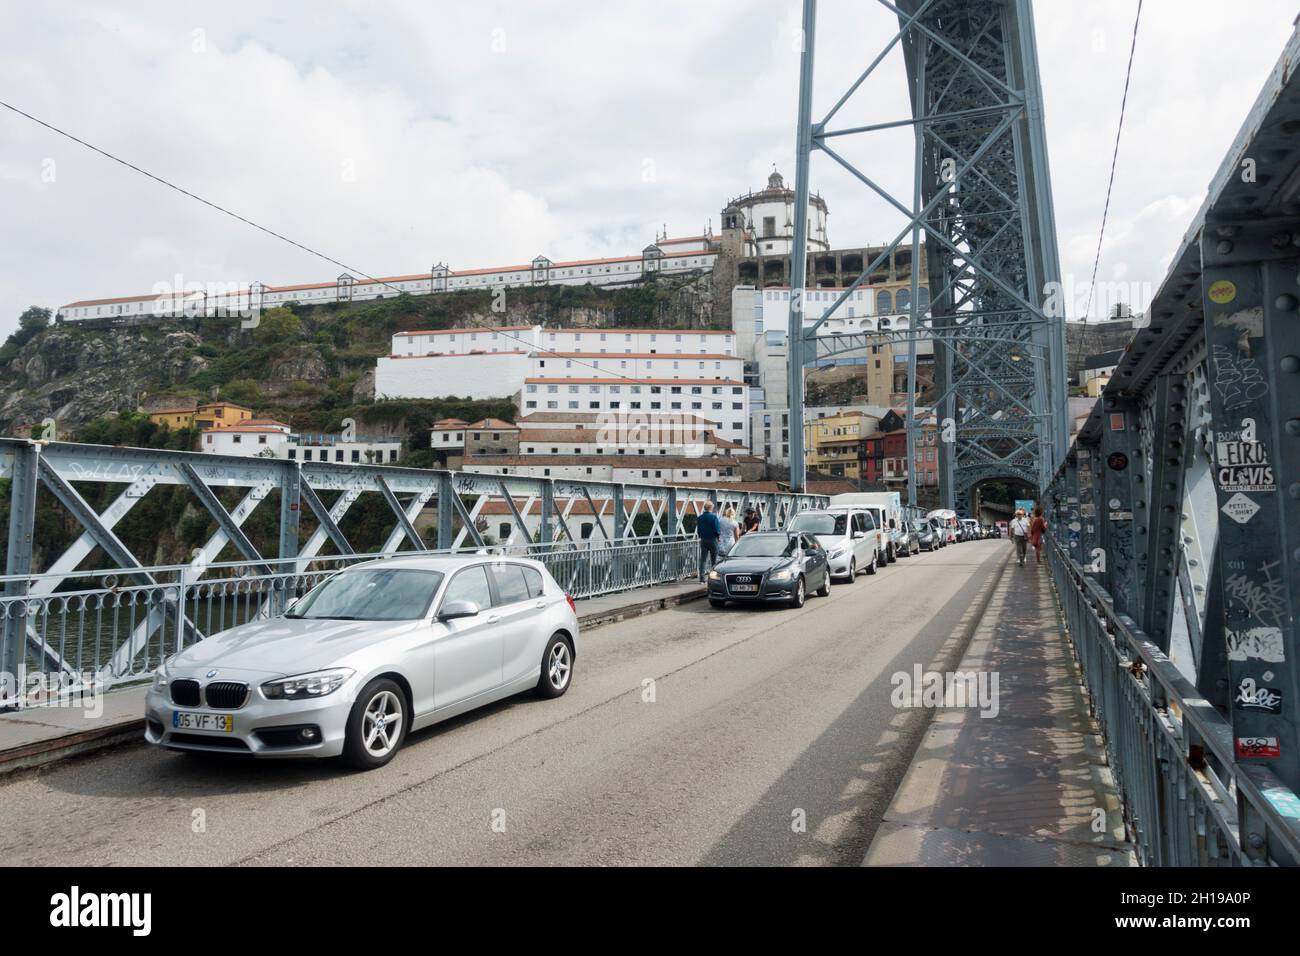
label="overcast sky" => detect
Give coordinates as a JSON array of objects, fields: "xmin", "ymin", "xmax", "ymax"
[{"xmin": 1, "ymin": 1, "xmax": 1296, "ymax": 336}]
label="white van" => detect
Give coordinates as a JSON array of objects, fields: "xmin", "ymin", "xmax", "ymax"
[
  {"xmin": 829, "ymin": 492, "xmax": 903, "ymax": 562},
  {"xmin": 788, "ymin": 508, "xmax": 882, "ymax": 579}
]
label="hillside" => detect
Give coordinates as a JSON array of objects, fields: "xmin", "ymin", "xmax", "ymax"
[{"xmin": 0, "ymin": 273, "xmax": 721, "ymax": 442}]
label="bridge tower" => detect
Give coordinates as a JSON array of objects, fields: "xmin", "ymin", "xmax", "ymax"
[{"xmin": 787, "ymin": 0, "xmax": 1068, "ymax": 510}]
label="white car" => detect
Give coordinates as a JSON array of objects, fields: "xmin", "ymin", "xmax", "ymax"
[
  {"xmin": 788, "ymin": 508, "xmax": 881, "ymax": 580},
  {"xmin": 144, "ymin": 555, "xmax": 580, "ymax": 769}
]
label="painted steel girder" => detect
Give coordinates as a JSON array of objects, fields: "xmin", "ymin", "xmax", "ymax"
[{"xmin": 898, "ymin": 0, "xmax": 1064, "ymax": 500}]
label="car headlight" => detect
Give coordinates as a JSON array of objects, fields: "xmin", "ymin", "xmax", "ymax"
[
  {"xmin": 708, "ymin": 569, "xmax": 720, "ymax": 580},
  {"xmin": 153, "ymin": 655, "xmax": 176, "ymax": 690},
  {"xmin": 261, "ymin": 668, "xmax": 355, "ymax": 700},
  {"xmin": 828, "ymin": 547, "xmax": 846, "ymax": 559},
  {"xmin": 769, "ymin": 566, "xmax": 795, "ymax": 582}
]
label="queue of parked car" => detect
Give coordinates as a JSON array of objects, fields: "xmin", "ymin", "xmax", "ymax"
[{"xmin": 145, "ymin": 494, "xmax": 1003, "ymax": 771}]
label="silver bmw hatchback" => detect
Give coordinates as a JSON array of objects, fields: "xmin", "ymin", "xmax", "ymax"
[{"xmin": 144, "ymin": 555, "xmax": 580, "ymax": 770}]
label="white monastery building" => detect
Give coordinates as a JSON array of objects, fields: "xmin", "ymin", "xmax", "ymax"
[
  {"xmin": 52, "ymin": 171, "xmax": 823, "ymax": 322},
  {"xmin": 55, "ymin": 238, "xmax": 720, "ymax": 321},
  {"xmin": 721, "ymin": 170, "xmax": 831, "ymax": 258}
]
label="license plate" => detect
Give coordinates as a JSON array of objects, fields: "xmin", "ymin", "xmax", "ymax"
[
  {"xmin": 730, "ymin": 584, "xmax": 758, "ymax": 593},
  {"xmin": 172, "ymin": 711, "xmax": 233, "ymax": 733}
]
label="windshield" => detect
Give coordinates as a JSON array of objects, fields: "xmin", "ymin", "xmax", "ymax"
[
  {"xmin": 287, "ymin": 568, "xmax": 445, "ymax": 621},
  {"xmin": 727, "ymin": 535, "xmax": 797, "ymax": 558},
  {"xmin": 789, "ymin": 513, "xmax": 847, "ymax": 536},
  {"xmin": 912, "ymin": 520, "xmax": 930, "ymax": 532}
]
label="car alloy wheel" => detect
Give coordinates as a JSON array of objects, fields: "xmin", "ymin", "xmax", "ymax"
[
  {"xmin": 536, "ymin": 633, "xmax": 575, "ymax": 699},
  {"xmin": 548, "ymin": 641, "xmax": 571, "ymax": 691},
  {"xmin": 343, "ymin": 677, "xmax": 408, "ymax": 770},
  {"xmin": 790, "ymin": 577, "xmax": 806, "ymax": 608},
  {"xmin": 363, "ymin": 690, "xmax": 403, "ymax": 759}
]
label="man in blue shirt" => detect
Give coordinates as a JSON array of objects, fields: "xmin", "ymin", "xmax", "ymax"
[{"xmin": 696, "ymin": 501, "xmax": 721, "ymax": 583}]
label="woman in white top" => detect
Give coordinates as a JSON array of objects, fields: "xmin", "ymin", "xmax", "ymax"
[{"xmin": 717, "ymin": 506, "xmax": 740, "ymax": 555}]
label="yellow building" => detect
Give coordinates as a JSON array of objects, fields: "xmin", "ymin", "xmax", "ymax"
[
  {"xmin": 148, "ymin": 402, "xmax": 254, "ymax": 431},
  {"xmin": 805, "ymin": 411, "xmax": 875, "ymax": 479},
  {"xmin": 148, "ymin": 407, "xmax": 197, "ymax": 429},
  {"xmin": 193, "ymin": 402, "xmax": 254, "ymax": 430}
]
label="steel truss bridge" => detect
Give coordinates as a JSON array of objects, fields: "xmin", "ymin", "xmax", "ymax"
[
  {"xmin": 1042, "ymin": 27, "xmax": 1300, "ymax": 864},
  {"xmin": 0, "ymin": 438, "xmax": 826, "ymax": 703},
  {"xmin": 787, "ymin": 0, "xmax": 1067, "ymax": 512},
  {"xmin": 0, "ymin": 2, "xmax": 1298, "ymax": 869}
]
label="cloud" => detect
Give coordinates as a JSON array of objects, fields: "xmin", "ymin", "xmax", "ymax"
[{"xmin": 0, "ymin": 0, "xmax": 1296, "ymax": 333}]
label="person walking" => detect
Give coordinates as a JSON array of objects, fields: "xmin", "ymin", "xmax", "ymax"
[
  {"xmin": 1009, "ymin": 508, "xmax": 1030, "ymax": 566},
  {"xmin": 696, "ymin": 501, "xmax": 721, "ymax": 582},
  {"xmin": 1029, "ymin": 505, "xmax": 1048, "ymax": 565},
  {"xmin": 717, "ymin": 506, "xmax": 740, "ymax": 556}
]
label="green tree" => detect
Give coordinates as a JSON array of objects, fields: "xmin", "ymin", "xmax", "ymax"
[
  {"xmin": 221, "ymin": 378, "xmax": 263, "ymax": 406},
  {"xmin": 251, "ymin": 306, "xmax": 302, "ymax": 346},
  {"xmin": 18, "ymin": 306, "xmax": 51, "ymax": 337},
  {"xmin": 1, "ymin": 305, "xmax": 53, "ymax": 360}
]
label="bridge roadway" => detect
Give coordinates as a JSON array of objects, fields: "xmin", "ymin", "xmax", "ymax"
[{"xmin": 0, "ymin": 541, "xmax": 1010, "ymax": 866}]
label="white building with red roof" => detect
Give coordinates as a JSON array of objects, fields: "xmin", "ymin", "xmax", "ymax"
[{"xmin": 55, "ymin": 235, "xmax": 719, "ymax": 322}]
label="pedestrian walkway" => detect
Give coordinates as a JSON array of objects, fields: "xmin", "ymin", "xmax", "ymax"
[
  {"xmin": 0, "ymin": 579, "xmax": 705, "ymax": 776},
  {"xmin": 863, "ymin": 551, "xmax": 1136, "ymax": 866}
]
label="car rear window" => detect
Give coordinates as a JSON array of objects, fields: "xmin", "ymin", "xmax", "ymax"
[
  {"xmin": 790, "ymin": 513, "xmax": 847, "ymax": 535},
  {"xmin": 521, "ymin": 566, "xmax": 545, "ymax": 597},
  {"xmin": 491, "ymin": 563, "xmax": 532, "ymax": 604}
]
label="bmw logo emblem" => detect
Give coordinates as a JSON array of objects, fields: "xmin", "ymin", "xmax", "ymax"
[{"xmin": 205, "ymin": 669, "xmax": 219, "ymax": 679}]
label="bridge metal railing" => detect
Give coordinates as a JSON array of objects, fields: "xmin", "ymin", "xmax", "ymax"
[
  {"xmin": 1049, "ymin": 538, "xmax": 1300, "ymax": 866},
  {"xmin": 0, "ymin": 535, "xmax": 701, "ymax": 709},
  {"xmin": 0, "ymin": 436, "xmax": 829, "ymax": 710},
  {"xmin": 1039, "ymin": 24, "xmax": 1300, "ymax": 866}
]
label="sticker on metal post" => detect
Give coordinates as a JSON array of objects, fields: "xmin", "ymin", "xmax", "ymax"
[
  {"xmin": 1216, "ymin": 423, "xmax": 1276, "ymax": 493},
  {"xmin": 1235, "ymin": 736, "xmax": 1280, "ymax": 759},
  {"xmin": 1226, "ymin": 626, "xmax": 1285, "ymax": 663},
  {"xmin": 1235, "ymin": 677, "xmax": 1283, "ymax": 713},
  {"xmin": 1208, "ymin": 279, "xmax": 1238, "ymax": 305},
  {"xmin": 1220, "ymin": 492, "xmax": 1261, "ymax": 524}
]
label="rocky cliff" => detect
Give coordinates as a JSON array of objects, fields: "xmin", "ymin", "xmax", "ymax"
[{"xmin": 0, "ymin": 274, "xmax": 720, "ymax": 436}]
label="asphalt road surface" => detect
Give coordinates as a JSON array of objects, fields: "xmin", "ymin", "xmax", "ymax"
[{"xmin": 0, "ymin": 540, "xmax": 1011, "ymax": 866}]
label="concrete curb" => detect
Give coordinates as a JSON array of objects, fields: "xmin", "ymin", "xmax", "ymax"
[
  {"xmin": 576, "ymin": 585, "xmax": 707, "ymax": 629},
  {"xmin": 0, "ymin": 584, "xmax": 707, "ymax": 779},
  {"xmin": 0, "ymin": 721, "xmax": 145, "ymax": 777}
]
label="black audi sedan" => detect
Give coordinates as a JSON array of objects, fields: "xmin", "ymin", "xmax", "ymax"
[{"xmin": 706, "ymin": 531, "xmax": 831, "ymax": 609}]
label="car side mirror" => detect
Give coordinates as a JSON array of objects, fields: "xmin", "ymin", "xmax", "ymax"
[
  {"xmin": 438, "ymin": 599, "xmax": 480, "ymax": 621},
  {"xmin": 852, "ymin": 531, "xmax": 865, "ymax": 539}
]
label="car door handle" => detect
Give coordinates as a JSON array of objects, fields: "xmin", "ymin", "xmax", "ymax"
[
  {"xmin": 535, "ymin": 601, "xmax": 547, "ymax": 609},
  {"xmin": 486, "ymin": 614, "xmax": 502, "ymax": 624}
]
